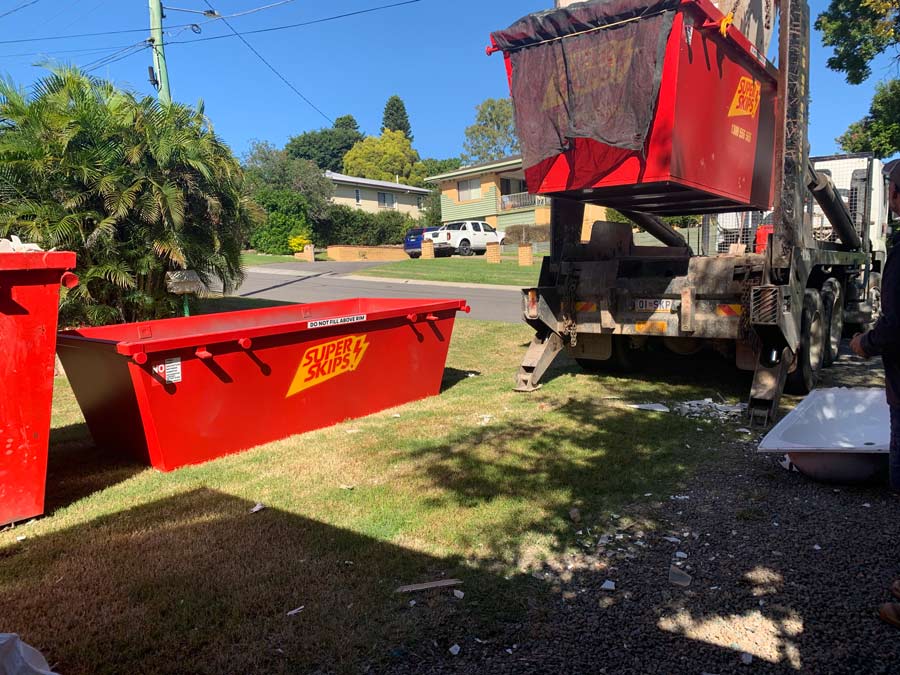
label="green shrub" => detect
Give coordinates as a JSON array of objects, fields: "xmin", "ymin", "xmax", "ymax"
[
  {"xmin": 250, "ymin": 189, "xmax": 312, "ymax": 255},
  {"xmin": 314, "ymin": 204, "xmax": 418, "ymax": 247}
]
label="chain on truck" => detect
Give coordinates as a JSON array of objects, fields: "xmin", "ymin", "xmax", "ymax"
[{"xmin": 488, "ymin": 0, "xmax": 888, "ymax": 424}]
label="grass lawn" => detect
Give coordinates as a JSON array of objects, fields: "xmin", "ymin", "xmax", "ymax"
[
  {"xmin": 356, "ymin": 256, "xmax": 542, "ymax": 286},
  {"xmin": 240, "ymin": 252, "xmax": 300, "ymax": 267},
  {"xmin": 0, "ymin": 301, "xmax": 747, "ymax": 674}
]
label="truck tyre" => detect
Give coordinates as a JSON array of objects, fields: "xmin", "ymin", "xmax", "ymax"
[
  {"xmin": 786, "ymin": 289, "xmax": 825, "ymax": 395},
  {"xmin": 408, "ymin": 252, "xmax": 421, "ymax": 259},
  {"xmin": 458, "ymin": 239, "xmax": 473, "ymax": 256},
  {"xmin": 576, "ymin": 337, "xmax": 640, "ymax": 373},
  {"xmin": 821, "ymin": 278, "xmax": 843, "ymax": 368}
]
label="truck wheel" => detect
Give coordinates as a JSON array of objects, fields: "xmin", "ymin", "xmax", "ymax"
[
  {"xmin": 821, "ymin": 278, "xmax": 843, "ymax": 368},
  {"xmin": 846, "ymin": 272, "xmax": 882, "ymax": 334},
  {"xmin": 576, "ymin": 337, "xmax": 640, "ymax": 373},
  {"xmin": 458, "ymin": 239, "xmax": 472, "ymax": 256},
  {"xmin": 408, "ymin": 252, "xmax": 421, "ymax": 259},
  {"xmin": 786, "ymin": 289, "xmax": 825, "ymax": 395}
]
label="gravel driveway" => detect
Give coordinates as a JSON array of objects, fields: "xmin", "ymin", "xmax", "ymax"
[{"xmin": 387, "ymin": 352, "xmax": 899, "ymax": 674}]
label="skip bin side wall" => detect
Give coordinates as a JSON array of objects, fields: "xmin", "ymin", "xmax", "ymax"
[
  {"xmin": 60, "ymin": 306, "xmax": 461, "ymax": 472},
  {"xmin": 0, "ymin": 255, "xmax": 75, "ymax": 526}
]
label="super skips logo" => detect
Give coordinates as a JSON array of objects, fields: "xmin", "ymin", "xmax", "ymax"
[
  {"xmin": 728, "ymin": 77, "xmax": 761, "ymax": 118},
  {"xmin": 286, "ymin": 335, "xmax": 369, "ymax": 397}
]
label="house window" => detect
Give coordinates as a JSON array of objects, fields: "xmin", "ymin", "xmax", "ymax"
[
  {"xmin": 457, "ymin": 178, "xmax": 482, "ymax": 201},
  {"xmin": 378, "ymin": 191, "xmax": 396, "ymax": 208},
  {"xmin": 354, "ymin": 189, "xmax": 361, "ymax": 205}
]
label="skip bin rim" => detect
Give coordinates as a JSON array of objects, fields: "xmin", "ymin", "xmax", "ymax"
[
  {"xmin": 0, "ymin": 251, "xmax": 76, "ymax": 271},
  {"xmin": 58, "ymin": 298, "xmax": 469, "ymax": 357}
]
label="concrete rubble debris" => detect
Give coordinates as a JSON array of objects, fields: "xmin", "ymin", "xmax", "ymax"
[
  {"xmin": 249, "ymin": 503, "xmax": 266, "ymax": 513},
  {"xmin": 395, "ymin": 579, "xmax": 462, "ymax": 593},
  {"xmin": 453, "ymin": 589, "xmax": 465, "ymax": 599},
  {"xmin": 449, "ymin": 644, "xmax": 461, "ymax": 656},
  {"xmin": 740, "ymin": 652, "xmax": 754, "ymax": 665},
  {"xmin": 674, "ymin": 551, "xmax": 688, "ymax": 559},
  {"xmin": 628, "ymin": 403, "xmax": 670, "ymax": 413},
  {"xmin": 0, "ymin": 236, "xmax": 43, "ymax": 252},
  {"xmin": 15, "ymin": 536, "xmax": 26, "ymax": 543},
  {"xmin": 601, "ymin": 580, "xmax": 616, "ymax": 591},
  {"xmin": 662, "ymin": 536, "xmax": 681, "ymax": 544},
  {"xmin": 669, "ymin": 565, "xmax": 692, "ymax": 587},
  {"xmin": 286, "ymin": 606, "xmax": 304, "ymax": 616}
]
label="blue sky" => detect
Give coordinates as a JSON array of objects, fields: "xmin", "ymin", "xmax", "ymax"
[{"xmin": 1, "ymin": 0, "xmax": 898, "ymax": 162}]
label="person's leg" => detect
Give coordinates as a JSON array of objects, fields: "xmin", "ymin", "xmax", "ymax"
[{"xmin": 891, "ymin": 406, "xmax": 900, "ymax": 492}]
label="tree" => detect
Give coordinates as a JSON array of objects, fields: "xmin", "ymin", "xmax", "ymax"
[
  {"xmin": 284, "ymin": 116, "xmax": 363, "ymax": 172},
  {"xmin": 250, "ymin": 190, "xmax": 312, "ymax": 254},
  {"xmin": 0, "ymin": 66, "xmax": 253, "ymax": 325},
  {"xmin": 409, "ymin": 157, "xmax": 462, "ymax": 187},
  {"xmin": 461, "ymin": 98, "xmax": 520, "ymax": 164},
  {"xmin": 837, "ymin": 79, "xmax": 900, "ymax": 157},
  {"xmin": 816, "ymin": 1, "xmax": 900, "ymax": 84},
  {"xmin": 342, "ymin": 130, "xmax": 420, "ymax": 183},
  {"xmin": 381, "ymin": 95, "xmax": 413, "ymax": 141},
  {"xmin": 243, "ymin": 141, "xmax": 334, "ymax": 223}
]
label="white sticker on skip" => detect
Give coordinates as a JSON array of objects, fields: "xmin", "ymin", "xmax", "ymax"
[
  {"xmin": 163, "ymin": 357, "xmax": 182, "ymax": 383},
  {"xmin": 307, "ymin": 314, "xmax": 366, "ymax": 329}
]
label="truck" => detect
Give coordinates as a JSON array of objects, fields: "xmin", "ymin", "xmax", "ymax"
[
  {"xmin": 425, "ymin": 221, "xmax": 507, "ymax": 257},
  {"xmin": 489, "ymin": 0, "xmax": 888, "ymax": 424}
]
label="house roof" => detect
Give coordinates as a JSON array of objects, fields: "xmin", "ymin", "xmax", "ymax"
[
  {"xmin": 425, "ymin": 155, "xmax": 523, "ymax": 183},
  {"xmin": 324, "ymin": 171, "xmax": 431, "ymax": 195}
]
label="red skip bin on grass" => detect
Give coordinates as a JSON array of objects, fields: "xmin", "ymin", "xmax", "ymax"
[
  {"xmin": 57, "ymin": 298, "xmax": 469, "ymax": 471},
  {"xmin": 1, "ymin": 251, "xmax": 78, "ymax": 526}
]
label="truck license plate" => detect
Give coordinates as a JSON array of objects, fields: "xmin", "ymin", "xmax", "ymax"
[{"xmin": 635, "ymin": 298, "xmax": 674, "ymax": 312}]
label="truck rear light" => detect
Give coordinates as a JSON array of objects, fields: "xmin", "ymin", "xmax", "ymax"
[{"xmin": 526, "ymin": 290, "xmax": 539, "ymax": 319}]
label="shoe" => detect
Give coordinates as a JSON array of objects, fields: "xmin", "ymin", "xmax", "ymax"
[
  {"xmin": 892, "ymin": 580, "xmax": 900, "ymax": 602},
  {"xmin": 879, "ymin": 603, "xmax": 900, "ymax": 629}
]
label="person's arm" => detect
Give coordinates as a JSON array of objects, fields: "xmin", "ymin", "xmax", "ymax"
[{"xmin": 861, "ymin": 254, "xmax": 899, "ymax": 356}]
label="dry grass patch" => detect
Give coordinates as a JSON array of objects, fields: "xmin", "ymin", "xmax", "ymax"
[{"xmin": 1, "ymin": 314, "xmax": 747, "ymax": 673}]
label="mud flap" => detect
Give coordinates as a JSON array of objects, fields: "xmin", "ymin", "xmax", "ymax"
[{"xmin": 514, "ymin": 332, "xmax": 564, "ymax": 392}]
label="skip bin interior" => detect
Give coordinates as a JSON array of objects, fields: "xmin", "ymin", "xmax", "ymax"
[
  {"xmin": 758, "ymin": 388, "xmax": 889, "ymax": 483},
  {"xmin": 491, "ymin": 0, "xmax": 777, "ymax": 214},
  {"xmin": 58, "ymin": 298, "xmax": 467, "ymax": 471}
]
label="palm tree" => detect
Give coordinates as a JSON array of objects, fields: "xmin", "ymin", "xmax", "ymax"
[{"xmin": 0, "ymin": 66, "xmax": 254, "ymax": 325}]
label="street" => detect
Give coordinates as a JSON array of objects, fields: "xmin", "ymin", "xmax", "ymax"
[{"xmin": 233, "ymin": 262, "xmax": 524, "ymax": 323}]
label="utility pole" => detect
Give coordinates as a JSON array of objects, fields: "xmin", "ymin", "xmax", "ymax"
[{"xmin": 148, "ymin": 0, "xmax": 171, "ymax": 104}]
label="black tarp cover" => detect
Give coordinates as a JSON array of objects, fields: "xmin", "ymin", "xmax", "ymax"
[{"xmin": 491, "ymin": 0, "xmax": 680, "ymax": 172}]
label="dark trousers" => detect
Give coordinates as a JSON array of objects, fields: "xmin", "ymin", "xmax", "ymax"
[{"xmin": 892, "ymin": 406, "xmax": 900, "ymax": 491}]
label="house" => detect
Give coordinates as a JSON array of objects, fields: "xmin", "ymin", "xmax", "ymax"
[
  {"xmin": 325, "ymin": 171, "xmax": 430, "ymax": 217},
  {"xmin": 425, "ymin": 155, "xmax": 551, "ymax": 231}
]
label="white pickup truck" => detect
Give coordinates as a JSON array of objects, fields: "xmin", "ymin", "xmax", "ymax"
[{"xmin": 426, "ymin": 221, "xmax": 506, "ymax": 256}]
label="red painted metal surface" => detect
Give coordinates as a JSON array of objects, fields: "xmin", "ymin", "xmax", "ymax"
[
  {"xmin": 57, "ymin": 298, "xmax": 469, "ymax": 472},
  {"xmin": 0, "ymin": 251, "xmax": 77, "ymax": 526},
  {"xmin": 494, "ymin": 0, "xmax": 777, "ymax": 214}
]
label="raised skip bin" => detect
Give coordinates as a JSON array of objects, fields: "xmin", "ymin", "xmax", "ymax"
[{"xmin": 57, "ymin": 298, "xmax": 469, "ymax": 471}]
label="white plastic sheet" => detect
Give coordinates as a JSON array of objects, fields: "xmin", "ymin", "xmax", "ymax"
[{"xmin": 0, "ymin": 634, "xmax": 58, "ymax": 675}]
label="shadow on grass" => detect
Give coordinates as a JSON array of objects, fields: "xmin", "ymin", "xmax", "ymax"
[
  {"xmin": 45, "ymin": 423, "xmax": 143, "ymax": 514},
  {"xmin": 0, "ymin": 488, "xmax": 540, "ymax": 675},
  {"xmin": 441, "ymin": 368, "xmax": 481, "ymax": 393}
]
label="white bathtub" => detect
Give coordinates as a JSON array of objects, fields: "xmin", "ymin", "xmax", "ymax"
[{"xmin": 758, "ymin": 388, "xmax": 890, "ymax": 482}]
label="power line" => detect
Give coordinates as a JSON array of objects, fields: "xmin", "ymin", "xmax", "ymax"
[
  {"xmin": 200, "ymin": 0, "xmax": 331, "ymax": 123},
  {"xmin": 0, "ymin": 0, "xmax": 41, "ymax": 20},
  {"xmin": 0, "ymin": 42, "xmax": 142, "ymax": 60},
  {"xmin": 82, "ymin": 42, "xmax": 150, "ymax": 73},
  {"xmin": 167, "ymin": 0, "xmax": 421, "ymax": 46},
  {"xmin": 0, "ymin": 0, "xmax": 300, "ymax": 46}
]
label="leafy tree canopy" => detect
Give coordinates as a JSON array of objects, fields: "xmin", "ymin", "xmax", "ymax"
[
  {"xmin": 816, "ymin": 0, "xmax": 900, "ymax": 84},
  {"xmin": 343, "ymin": 130, "xmax": 420, "ymax": 184},
  {"xmin": 250, "ymin": 189, "xmax": 312, "ymax": 255},
  {"xmin": 461, "ymin": 98, "xmax": 520, "ymax": 165},
  {"xmin": 284, "ymin": 116, "xmax": 363, "ymax": 172},
  {"xmin": 243, "ymin": 141, "xmax": 334, "ymax": 222},
  {"xmin": 837, "ymin": 79, "xmax": 900, "ymax": 157},
  {"xmin": 381, "ymin": 95, "xmax": 413, "ymax": 141},
  {"xmin": 0, "ymin": 66, "xmax": 253, "ymax": 325}
]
